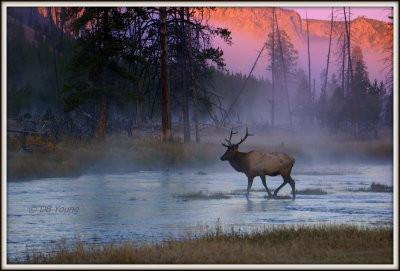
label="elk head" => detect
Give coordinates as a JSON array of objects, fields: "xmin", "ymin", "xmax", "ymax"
[{"xmin": 220, "ymin": 126, "xmax": 253, "ymax": 161}]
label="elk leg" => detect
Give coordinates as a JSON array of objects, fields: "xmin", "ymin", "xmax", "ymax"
[
  {"xmin": 289, "ymin": 177, "xmax": 296, "ymax": 199},
  {"xmin": 247, "ymin": 177, "xmax": 254, "ymax": 197},
  {"xmin": 260, "ymin": 175, "xmax": 272, "ymax": 197},
  {"xmin": 274, "ymin": 174, "xmax": 289, "ymax": 196},
  {"xmin": 273, "ymin": 181, "xmax": 287, "ymax": 196}
]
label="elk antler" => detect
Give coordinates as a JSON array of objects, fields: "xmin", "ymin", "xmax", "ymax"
[
  {"xmin": 224, "ymin": 126, "xmax": 237, "ymax": 146},
  {"xmin": 237, "ymin": 126, "xmax": 254, "ymax": 145}
]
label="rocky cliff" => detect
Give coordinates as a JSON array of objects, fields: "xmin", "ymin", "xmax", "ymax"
[
  {"xmin": 209, "ymin": 7, "xmax": 392, "ymax": 82},
  {"xmin": 210, "ymin": 7, "xmax": 391, "ymax": 51}
]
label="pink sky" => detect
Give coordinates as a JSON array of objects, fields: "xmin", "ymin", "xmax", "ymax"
[{"xmin": 288, "ymin": 7, "xmax": 393, "ymax": 22}]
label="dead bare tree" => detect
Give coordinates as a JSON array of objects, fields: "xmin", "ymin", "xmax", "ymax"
[
  {"xmin": 341, "ymin": 35, "xmax": 346, "ymax": 97},
  {"xmin": 313, "ymin": 79, "xmax": 316, "ymax": 103},
  {"xmin": 382, "ymin": 9, "xmax": 393, "ymax": 88},
  {"xmin": 306, "ymin": 10, "xmax": 312, "ymax": 123},
  {"xmin": 46, "ymin": 8, "xmax": 61, "ymax": 103},
  {"xmin": 306, "ymin": 11, "xmax": 311, "ymax": 100},
  {"xmin": 344, "ymin": 7, "xmax": 357, "ymax": 136},
  {"xmin": 322, "ymin": 8, "xmax": 334, "ymax": 100},
  {"xmin": 274, "ymin": 10, "xmax": 293, "ymax": 129},
  {"xmin": 160, "ymin": 7, "xmax": 172, "ymax": 141},
  {"xmin": 221, "ymin": 44, "xmax": 266, "ymax": 126},
  {"xmin": 186, "ymin": 7, "xmax": 200, "ymax": 142},
  {"xmin": 179, "ymin": 8, "xmax": 190, "ymax": 142},
  {"xmin": 331, "ymin": 8, "xmax": 347, "ymax": 99},
  {"xmin": 204, "ymin": 91, "xmax": 229, "ymax": 127},
  {"xmin": 270, "ymin": 7, "xmax": 276, "ymax": 126}
]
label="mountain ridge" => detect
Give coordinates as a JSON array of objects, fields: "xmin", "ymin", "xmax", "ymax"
[
  {"xmin": 210, "ymin": 7, "xmax": 391, "ymax": 52},
  {"xmin": 209, "ymin": 7, "xmax": 392, "ymax": 83}
]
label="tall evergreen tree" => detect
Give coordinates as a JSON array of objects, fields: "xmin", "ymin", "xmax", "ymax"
[
  {"xmin": 293, "ymin": 69, "xmax": 311, "ymax": 125},
  {"xmin": 62, "ymin": 8, "xmax": 139, "ymax": 140},
  {"xmin": 167, "ymin": 7, "xmax": 231, "ymax": 133},
  {"xmin": 351, "ymin": 45, "xmax": 384, "ymax": 136},
  {"xmin": 383, "ymin": 87, "xmax": 393, "ymax": 127}
]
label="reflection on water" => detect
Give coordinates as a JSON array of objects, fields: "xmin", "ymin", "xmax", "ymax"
[{"xmin": 7, "ymin": 163, "xmax": 393, "ymax": 260}]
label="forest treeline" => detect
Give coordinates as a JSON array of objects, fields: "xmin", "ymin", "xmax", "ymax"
[{"xmin": 7, "ymin": 7, "xmax": 393, "ymax": 143}]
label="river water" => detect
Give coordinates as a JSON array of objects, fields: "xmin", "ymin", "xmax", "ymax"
[{"xmin": 7, "ymin": 163, "xmax": 393, "ymax": 261}]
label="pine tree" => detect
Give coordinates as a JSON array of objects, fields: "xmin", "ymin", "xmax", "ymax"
[
  {"xmin": 351, "ymin": 46, "xmax": 384, "ymax": 136},
  {"xmin": 293, "ymin": 69, "xmax": 311, "ymax": 125},
  {"xmin": 326, "ymin": 81, "xmax": 346, "ymax": 133},
  {"xmin": 62, "ymin": 8, "xmax": 139, "ymax": 140},
  {"xmin": 383, "ymin": 87, "xmax": 393, "ymax": 127}
]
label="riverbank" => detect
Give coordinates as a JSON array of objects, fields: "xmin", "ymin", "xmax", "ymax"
[
  {"xmin": 14, "ymin": 224, "xmax": 393, "ymax": 264},
  {"xmin": 7, "ymin": 134, "xmax": 221, "ymax": 181},
  {"xmin": 6, "ymin": 127, "xmax": 393, "ymax": 181}
]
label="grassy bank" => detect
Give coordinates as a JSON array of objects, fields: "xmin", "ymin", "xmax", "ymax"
[
  {"xmin": 7, "ymin": 133, "xmax": 221, "ymax": 181},
  {"xmin": 7, "ymin": 127, "xmax": 393, "ymax": 181},
  {"xmin": 16, "ymin": 224, "xmax": 392, "ymax": 264}
]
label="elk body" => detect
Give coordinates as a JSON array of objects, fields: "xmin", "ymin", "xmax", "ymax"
[{"xmin": 220, "ymin": 127, "xmax": 296, "ymax": 199}]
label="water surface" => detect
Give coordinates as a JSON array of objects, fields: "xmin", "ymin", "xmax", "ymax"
[{"xmin": 7, "ymin": 163, "xmax": 393, "ymax": 261}]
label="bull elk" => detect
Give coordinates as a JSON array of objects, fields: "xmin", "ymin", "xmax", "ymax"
[{"xmin": 220, "ymin": 127, "xmax": 296, "ymax": 199}]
